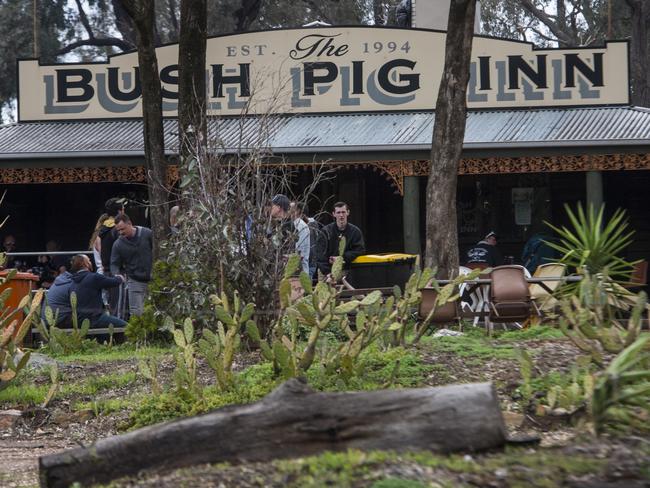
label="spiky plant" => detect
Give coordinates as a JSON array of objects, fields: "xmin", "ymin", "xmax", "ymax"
[{"xmin": 545, "ymin": 203, "xmax": 637, "ymax": 282}]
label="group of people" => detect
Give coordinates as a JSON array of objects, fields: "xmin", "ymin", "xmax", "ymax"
[
  {"xmin": 45, "ymin": 197, "xmax": 153, "ymax": 329},
  {"xmin": 1, "ymin": 235, "xmax": 68, "ymax": 287},
  {"xmin": 465, "ymin": 231, "xmax": 557, "ymax": 273},
  {"xmin": 267, "ymin": 196, "xmax": 366, "ymax": 279}
]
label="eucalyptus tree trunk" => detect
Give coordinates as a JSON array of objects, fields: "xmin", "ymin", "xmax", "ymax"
[
  {"xmin": 424, "ymin": 0, "xmax": 477, "ymax": 279},
  {"xmin": 121, "ymin": 0, "xmax": 169, "ymax": 259},
  {"xmin": 178, "ymin": 0, "xmax": 207, "ymax": 187},
  {"xmin": 625, "ymin": 0, "xmax": 650, "ymax": 107}
]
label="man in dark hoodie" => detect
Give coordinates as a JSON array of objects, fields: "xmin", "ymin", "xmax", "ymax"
[
  {"xmin": 466, "ymin": 231, "xmax": 504, "ymax": 267},
  {"xmin": 318, "ymin": 201, "xmax": 365, "ymax": 275},
  {"xmin": 69, "ymin": 254, "xmax": 126, "ymax": 328},
  {"xmin": 97, "ymin": 197, "xmax": 126, "ymax": 316},
  {"xmin": 111, "ymin": 214, "xmax": 153, "ymax": 317},
  {"xmin": 42, "ymin": 270, "xmax": 74, "ymax": 327}
]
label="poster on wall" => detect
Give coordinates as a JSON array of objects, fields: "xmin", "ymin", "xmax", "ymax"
[{"xmin": 512, "ymin": 188, "xmax": 534, "ymax": 226}]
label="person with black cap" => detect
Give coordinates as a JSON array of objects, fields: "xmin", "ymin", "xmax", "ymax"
[
  {"xmin": 466, "ymin": 231, "xmax": 504, "ymax": 267},
  {"xmin": 269, "ymin": 194, "xmax": 310, "ymax": 274}
]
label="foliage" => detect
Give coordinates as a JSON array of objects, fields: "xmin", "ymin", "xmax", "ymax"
[
  {"xmin": 418, "ymin": 329, "xmax": 516, "ymax": 362},
  {"xmin": 0, "ymin": 369, "xmax": 137, "ymax": 407},
  {"xmin": 271, "ymin": 447, "xmax": 605, "ymax": 488},
  {"xmin": 138, "ymin": 356, "xmax": 162, "ymax": 396},
  {"xmin": 198, "ymin": 290, "xmax": 254, "ymax": 391},
  {"xmin": 591, "ymin": 334, "xmax": 650, "ymax": 434},
  {"xmin": 37, "ymin": 292, "xmax": 92, "ymax": 355},
  {"xmin": 480, "ymin": 0, "xmax": 627, "ymax": 47},
  {"xmin": 0, "ymin": 0, "xmax": 68, "ymax": 119},
  {"xmin": 516, "ymin": 329, "xmax": 650, "ymax": 434},
  {"xmin": 248, "ymin": 252, "xmax": 401, "ymax": 383},
  {"xmin": 129, "ymin": 362, "xmax": 278, "ymax": 429},
  {"xmin": 546, "ymin": 203, "xmax": 636, "ymax": 282},
  {"xmin": 497, "ymin": 325, "xmax": 564, "ymax": 342},
  {"xmin": 130, "ymin": 259, "xmax": 197, "ymax": 335},
  {"xmin": 130, "ymin": 344, "xmax": 432, "ymax": 429},
  {"xmin": 164, "ymin": 111, "xmax": 329, "ymax": 335},
  {"xmin": 41, "ymin": 362, "xmax": 59, "ymax": 408},
  {"xmin": 307, "ymin": 346, "xmax": 431, "ymax": 391},
  {"xmin": 389, "ymin": 267, "xmax": 434, "ymax": 346},
  {"xmin": 411, "ymin": 268, "xmax": 482, "ymax": 343},
  {"xmin": 125, "ymin": 303, "xmax": 170, "ymax": 345},
  {"xmin": 171, "ymin": 318, "xmax": 201, "ymax": 400},
  {"xmin": 247, "ymin": 254, "xmax": 336, "ymax": 378},
  {"xmin": 0, "ymin": 268, "xmax": 44, "ymax": 390},
  {"xmin": 54, "ymin": 342, "xmax": 168, "ymax": 363},
  {"xmin": 558, "ymin": 272, "xmax": 647, "ymax": 366},
  {"xmin": 517, "ymin": 349, "xmax": 594, "ymax": 415}
]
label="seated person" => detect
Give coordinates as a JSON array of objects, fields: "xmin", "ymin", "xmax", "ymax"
[
  {"xmin": 45, "ymin": 240, "xmax": 70, "ymax": 274},
  {"xmin": 466, "ymin": 231, "xmax": 504, "ymax": 267},
  {"xmin": 317, "ymin": 201, "xmax": 365, "ymax": 275},
  {"xmin": 2, "ymin": 235, "xmax": 30, "ymax": 271},
  {"xmin": 521, "ymin": 232, "xmax": 557, "ymax": 274},
  {"xmin": 32, "ymin": 254, "xmax": 57, "ymax": 289},
  {"xmin": 69, "ymin": 254, "xmax": 126, "ymax": 328},
  {"xmin": 41, "ymin": 270, "xmax": 74, "ymax": 327}
]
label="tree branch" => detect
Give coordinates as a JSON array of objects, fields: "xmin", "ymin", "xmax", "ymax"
[
  {"xmin": 75, "ymin": 0, "xmax": 96, "ymax": 40},
  {"xmin": 303, "ymin": 0, "xmax": 333, "ymax": 24},
  {"xmin": 167, "ymin": 0, "xmax": 180, "ymax": 38},
  {"xmin": 521, "ymin": 0, "xmax": 574, "ymax": 46},
  {"xmin": 57, "ymin": 37, "xmax": 134, "ymax": 56}
]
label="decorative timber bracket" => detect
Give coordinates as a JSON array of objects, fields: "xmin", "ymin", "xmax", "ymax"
[{"xmin": 2, "ymin": 154, "xmax": 650, "ymax": 191}]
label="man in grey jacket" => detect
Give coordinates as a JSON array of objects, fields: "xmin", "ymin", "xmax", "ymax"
[{"xmin": 110, "ymin": 214, "xmax": 153, "ymax": 317}]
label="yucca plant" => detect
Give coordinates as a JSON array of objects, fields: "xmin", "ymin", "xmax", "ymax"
[{"xmin": 545, "ymin": 203, "xmax": 637, "ymax": 283}]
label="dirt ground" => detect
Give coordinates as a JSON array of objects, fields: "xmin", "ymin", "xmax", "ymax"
[{"xmin": 2, "ymin": 338, "xmax": 649, "ymax": 488}]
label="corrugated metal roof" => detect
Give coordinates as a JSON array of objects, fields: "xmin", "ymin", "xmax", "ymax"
[{"xmin": 1, "ymin": 106, "xmax": 650, "ymax": 159}]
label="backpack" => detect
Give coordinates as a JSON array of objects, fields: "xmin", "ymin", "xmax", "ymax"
[{"xmin": 308, "ymin": 220, "xmax": 326, "ymax": 269}]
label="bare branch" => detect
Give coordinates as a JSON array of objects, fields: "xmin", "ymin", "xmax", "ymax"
[
  {"xmin": 520, "ymin": 0, "xmax": 574, "ymax": 46},
  {"xmin": 75, "ymin": 0, "xmax": 96, "ymax": 40},
  {"xmin": 57, "ymin": 37, "xmax": 134, "ymax": 56},
  {"xmin": 167, "ymin": 0, "xmax": 180, "ymax": 38}
]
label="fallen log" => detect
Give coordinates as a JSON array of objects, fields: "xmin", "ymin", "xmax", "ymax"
[{"xmin": 40, "ymin": 378, "xmax": 507, "ymax": 488}]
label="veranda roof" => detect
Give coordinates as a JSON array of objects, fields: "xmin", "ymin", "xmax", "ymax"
[{"xmin": 1, "ymin": 106, "xmax": 650, "ymax": 161}]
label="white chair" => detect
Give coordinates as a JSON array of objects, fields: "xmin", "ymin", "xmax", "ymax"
[{"xmin": 459, "ymin": 265, "xmax": 488, "ymax": 326}]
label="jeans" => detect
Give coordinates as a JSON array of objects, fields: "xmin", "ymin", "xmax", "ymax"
[
  {"xmin": 127, "ymin": 278, "xmax": 148, "ymax": 317},
  {"xmin": 91, "ymin": 313, "xmax": 127, "ymax": 328}
]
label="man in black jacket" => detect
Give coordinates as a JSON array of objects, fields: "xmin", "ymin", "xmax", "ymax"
[
  {"xmin": 466, "ymin": 231, "xmax": 504, "ymax": 267},
  {"xmin": 318, "ymin": 201, "xmax": 365, "ymax": 275}
]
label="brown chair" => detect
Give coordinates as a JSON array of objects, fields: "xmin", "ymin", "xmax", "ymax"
[
  {"xmin": 624, "ymin": 260, "xmax": 648, "ymax": 289},
  {"xmin": 419, "ymin": 288, "xmax": 459, "ymax": 325},
  {"xmin": 487, "ymin": 265, "xmax": 536, "ymax": 334}
]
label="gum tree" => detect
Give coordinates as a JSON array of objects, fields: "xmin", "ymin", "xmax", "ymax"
[{"xmin": 424, "ymin": 0, "xmax": 477, "ymax": 279}]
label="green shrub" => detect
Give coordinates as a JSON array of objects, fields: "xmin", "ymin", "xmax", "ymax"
[{"xmin": 125, "ymin": 305, "xmax": 170, "ymax": 344}]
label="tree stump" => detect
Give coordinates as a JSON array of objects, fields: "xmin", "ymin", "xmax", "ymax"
[{"xmin": 40, "ymin": 378, "xmax": 507, "ymax": 487}]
